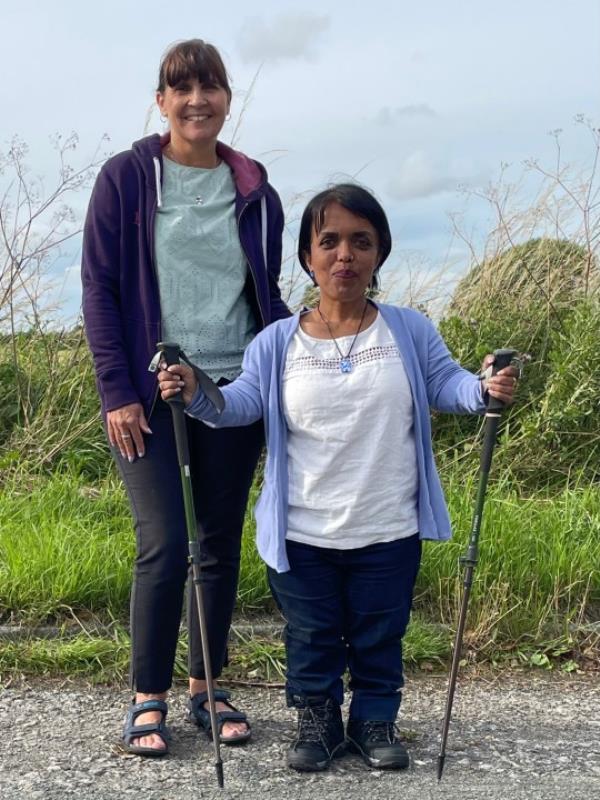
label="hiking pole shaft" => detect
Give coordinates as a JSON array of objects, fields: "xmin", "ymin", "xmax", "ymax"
[
  {"xmin": 159, "ymin": 342, "xmax": 224, "ymax": 789},
  {"xmin": 437, "ymin": 349, "xmax": 516, "ymax": 781}
]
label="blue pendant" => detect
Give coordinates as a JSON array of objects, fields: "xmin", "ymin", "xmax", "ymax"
[{"xmin": 340, "ymin": 358, "xmax": 353, "ymax": 373}]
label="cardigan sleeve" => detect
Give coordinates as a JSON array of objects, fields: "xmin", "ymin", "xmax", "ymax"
[
  {"xmin": 422, "ymin": 314, "xmax": 486, "ymax": 414},
  {"xmin": 185, "ymin": 334, "xmax": 266, "ymax": 427}
]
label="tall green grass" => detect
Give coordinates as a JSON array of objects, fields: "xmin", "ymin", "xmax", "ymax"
[
  {"xmin": 0, "ymin": 471, "xmax": 271, "ymax": 623},
  {"xmin": 0, "ymin": 473, "xmax": 133, "ymax": 621},
  {"xmin": 418, "ymin": 473, "xmax": 600, "ymax": 657},
  {"xmin": 1, "ymin": 471, "xmax": 598, "ymax": 662}
]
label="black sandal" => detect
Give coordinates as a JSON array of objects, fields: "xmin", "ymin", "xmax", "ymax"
[
  {"xmin": 188, "ymin": 689, "xmax": 251, "ymax": 745},
  {"xmin": 121, "ymin": 699, "xmax": 169, "ymax": 757}
]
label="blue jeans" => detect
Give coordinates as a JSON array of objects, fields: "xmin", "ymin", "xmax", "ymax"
[{"xmin": 268, "ymin": 535, "xmax": 422, "ymax": 721}]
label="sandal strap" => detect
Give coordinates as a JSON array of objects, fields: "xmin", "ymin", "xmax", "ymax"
[
  {"xmin": 123, "ymin": 718, "xmax": 169, "ymax": 747},
  {"xmin": 123, "ymin": 699, "xmax": 169, "ymax": 744},
  {"xmin": 189, "ymin": 690, "xmax": 249, "ymax": 734},
  {"xmin": 129, "ymin": 699, "xmax": 168, "ymax": 721},
  {"xmin": 190, "ymin": 690, "xmax": 231, "ymax": 708},
  {"xmin": 212, "ymin": 711, "xmax": 247, "ymax": 723},
  {"xmin": 125, "ymin": 721, "xmax": 166, "ymax": 736}
]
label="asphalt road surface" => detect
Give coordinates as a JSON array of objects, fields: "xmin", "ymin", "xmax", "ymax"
[{"xmin": 2, "ymin": 672, "xmax": 598, "ymax": 800}]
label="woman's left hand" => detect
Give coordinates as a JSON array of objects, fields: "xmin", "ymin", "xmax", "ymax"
[{"xmin": 481, "ymin": 354, "xmax": 519, "ymax": 405}]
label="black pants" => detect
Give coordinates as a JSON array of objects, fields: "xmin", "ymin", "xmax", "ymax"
[{"xmin": 114, "ymin": 399, "xmax": 263, "ymax": 693}]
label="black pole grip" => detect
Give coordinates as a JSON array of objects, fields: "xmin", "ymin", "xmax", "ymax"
[
  {"xmin": 486, "ymin": 348, "xmax": 517, "ymax": 413},
  {"xmin": 156, "ymin": 341, "xmax": 189, "ymax": 466},
  {"xmin": 157, "ymin": 341, "xmax": 184, "ymax": 407},
  {"xmin": 157, "ymin": 341, "xmax": 181, "ymax": 369}
]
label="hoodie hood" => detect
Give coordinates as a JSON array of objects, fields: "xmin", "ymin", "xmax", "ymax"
[{"xmin": 131, "ymin": 133, "xmax": 266, "ymax": 199}]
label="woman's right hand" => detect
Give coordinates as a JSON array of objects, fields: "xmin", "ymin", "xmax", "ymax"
[
  {"xmin": 158, "ymin": 363, "xmax": 198, "ymax": 407},
  {"xmin": 107, "ymin": 403, "xmax": 152, "ymax": 462}
]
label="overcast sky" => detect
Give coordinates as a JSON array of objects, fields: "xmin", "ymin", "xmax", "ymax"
[{"xmin": 2, "ymin": 0, "xmax": 599, "ymax": 320}]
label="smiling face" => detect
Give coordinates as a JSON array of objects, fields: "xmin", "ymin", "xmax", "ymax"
[
  {"xmin": 156, "ymin": 77, "xmax": 229, "ymax": 151},
  {"xmin": 305, "ymin": 202, "xmax": 381, "ymax": 307}
]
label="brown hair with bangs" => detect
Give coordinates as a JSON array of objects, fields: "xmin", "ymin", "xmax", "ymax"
[{"xmin": 157, "ymin": 39, "xmax": 232, "ymax": 102}]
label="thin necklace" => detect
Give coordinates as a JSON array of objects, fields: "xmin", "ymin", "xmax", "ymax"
[{"xmin": 316, "ymin": 301, "xmax": 369, "ymax": 374}]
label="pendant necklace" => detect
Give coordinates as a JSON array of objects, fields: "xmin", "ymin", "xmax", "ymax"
[
  {"xmin": 317, "ymin": 301, "xmax": 368, "ymax": 374},
  {"xmin": 163, "ymin": 145, "xmax": 220, "ymax": 205}
]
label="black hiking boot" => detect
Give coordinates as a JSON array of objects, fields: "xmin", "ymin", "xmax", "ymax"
[
  {"xmin": 287, "ymin": 696, "xmax": 345, "ymax": 772},
  {"xmin": 346, "ymin": 719, "xmax": 409, "ymax": 769}
]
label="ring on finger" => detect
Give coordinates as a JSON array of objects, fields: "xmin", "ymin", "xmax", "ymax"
[{"xmin": 121, "ymin": 433, "xmax": 132, "ymax": 439}]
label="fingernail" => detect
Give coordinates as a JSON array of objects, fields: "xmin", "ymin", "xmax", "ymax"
[{"xmin": 128, "ymin": 456, "xmax": 134, "ymax": 463}]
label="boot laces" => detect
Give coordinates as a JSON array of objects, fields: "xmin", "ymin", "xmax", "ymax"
[
  {"xmin": 362, "ymin": 720, "xmax": 395, "ymax": 743},
  {"xmin": 296, "ymin": 703, "xmax": 332, "ymax": 745}
]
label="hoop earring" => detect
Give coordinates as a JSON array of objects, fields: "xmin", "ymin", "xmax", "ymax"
[
  {"xmin": 160, "ymin": 114, "xmax": 168, "ymax": 124},
  {"xmin": 309, "ymin": 270, "xmax": 318, "ymax": 287},
  {"xmin": 225, "ymin": 112, "xmax": 232, "ymax": 122}
]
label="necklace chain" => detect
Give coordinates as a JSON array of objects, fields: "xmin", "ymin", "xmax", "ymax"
[{"xmin": 316, "ymin": 301, "xmax": 369, "ymax": 374}]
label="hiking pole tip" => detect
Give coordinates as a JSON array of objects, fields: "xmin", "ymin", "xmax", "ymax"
[
  {"xmin": 437, "ymin": 753, "xmax": 446, "ymax": 781},
  {"xmin": 216, "ymin": 760, "xmax": 224, "ymax": 788}
]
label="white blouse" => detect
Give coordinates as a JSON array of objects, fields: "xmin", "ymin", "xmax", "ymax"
[{"xmin": 282, "ymin": 312, "xmax": 419, "ymax": 549}]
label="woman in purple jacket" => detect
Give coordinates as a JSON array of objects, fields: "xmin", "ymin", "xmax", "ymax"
[{"xmin": 82, "ymin": 39, "xmax": 289, "ymax": 756}]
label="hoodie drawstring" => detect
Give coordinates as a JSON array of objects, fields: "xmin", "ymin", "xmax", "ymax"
[
  {"xmin": 153, "ymin": 157, "xmax": 162, "ymax": 208},
  {"xmin": 260, "ymin": 195, "xmax": 268, "ymax": 268}
]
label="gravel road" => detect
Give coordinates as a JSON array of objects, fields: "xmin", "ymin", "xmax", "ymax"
[{"xmin": 2, "ymin": 672, "xmax": 598, "ymax": 800}]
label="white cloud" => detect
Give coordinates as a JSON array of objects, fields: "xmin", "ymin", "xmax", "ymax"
[
  {"xmin": 387, "ymin": 150, "xmax": 474, "ymax": 201},
  {"xmin": 236, "ymin": 13, "xmax": 330, "ymax": 63}
]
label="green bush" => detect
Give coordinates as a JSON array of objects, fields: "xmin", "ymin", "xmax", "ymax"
[
  {"xmin": 434, "ymin": 238, "xmax": 600, "ymax": 488},
  {"xmin": 0, "ymin": 328, "xmax": 110, "ymax": 481}
]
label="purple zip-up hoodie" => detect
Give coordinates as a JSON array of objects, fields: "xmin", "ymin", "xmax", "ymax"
[{"xmin": 81, "ymin": 133, "xmax": 290, "ymax": 420}]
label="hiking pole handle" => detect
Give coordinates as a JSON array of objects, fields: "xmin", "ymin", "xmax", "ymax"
[
  {"xmin": 156, "ymin": 341, "xmax": 189, "ymax": 468},
  {"xmin": 157, "ymin": 341, "xmax": 182, "ymax": 373},
  {"xmin": 479, "ymin": 348, "xmax": 517, "ymax": 472},
  {"xmin": 486, "ymin": 348, "xmax": 518, "ymax": 414}
]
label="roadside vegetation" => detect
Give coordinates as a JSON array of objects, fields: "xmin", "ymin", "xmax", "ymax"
[{"xmin": 0, "ymin": 123, "xmax": 598, "ymax": 680}]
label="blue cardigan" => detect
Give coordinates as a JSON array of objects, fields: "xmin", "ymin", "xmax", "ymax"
[{"xmin": 186, "ymin": 303, "xmax": 486, "ymax": 572}]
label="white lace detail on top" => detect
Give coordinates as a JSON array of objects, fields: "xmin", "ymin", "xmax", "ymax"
[{"xmin": 284, "ymin": 343, "xmax": 400, "ymax": 376}]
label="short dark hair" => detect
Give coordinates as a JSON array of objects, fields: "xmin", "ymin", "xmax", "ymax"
[
  {"xmin": 157, "ymin": 39, "xmax": 232, "ymax": 102},
  {"xmin": 298, "ymin": 183, "xmax": 392, "ymax": 290}
]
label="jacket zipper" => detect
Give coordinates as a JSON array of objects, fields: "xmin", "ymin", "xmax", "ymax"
[
  {"xmin": 147, "ymin": 163, "xmax": 162, "ymax": 421},
  {"xmin": 238, "ymin": 201, "xmax": 267, "ymax": 329}
]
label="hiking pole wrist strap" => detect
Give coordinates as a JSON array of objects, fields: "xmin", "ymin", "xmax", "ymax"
[{"xmin": 148, "ymin": 342, "xmax": 225, "ymax": 414}]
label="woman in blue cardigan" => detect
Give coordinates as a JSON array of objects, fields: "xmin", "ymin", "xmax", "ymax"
[{"xmin": 158, "ymin": 184, "xmax": 518, "ymax": 772}]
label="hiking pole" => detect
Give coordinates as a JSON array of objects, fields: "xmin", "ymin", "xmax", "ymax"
[
  {"xmin": 437, "ymin": 348, "xmax": 518, "ymax": 781},
  {"xmin": 156, "ymin": 341, "xmax": 226, "ymax": 788}
]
